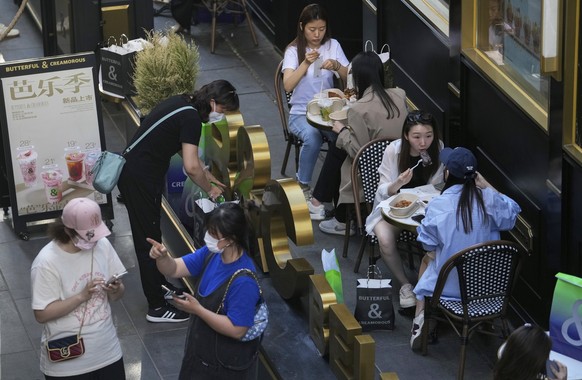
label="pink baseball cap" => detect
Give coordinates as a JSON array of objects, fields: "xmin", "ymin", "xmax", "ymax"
[{"xmin": 62, "ymin": 198, "xmax": 110, "ymax": 242}]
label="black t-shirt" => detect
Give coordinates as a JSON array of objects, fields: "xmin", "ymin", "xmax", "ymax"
[
  {"xmin": 123, "ymin": 95, "xmax": 202, "ymax": 182},
  {"xmin": 402, "ymin": 154, "xmax": 432, "ymax": 189}
]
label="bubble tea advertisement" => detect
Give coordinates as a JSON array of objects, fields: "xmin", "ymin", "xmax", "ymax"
[{"xmin": 0, "ymin": 53, "xmax": 107, "ymax": 220}]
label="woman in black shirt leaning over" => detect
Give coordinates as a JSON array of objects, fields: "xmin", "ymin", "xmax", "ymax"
[{"xmin": 118, "ymin": 79, "xmax": 239, "ymax": 323}]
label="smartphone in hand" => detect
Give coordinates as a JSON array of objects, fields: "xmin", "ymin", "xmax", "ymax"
[
  {"xmin": 161, "ymin": 285, "xmax": 187, "ymax": 299},
  {"xmin": 546, "ymin": 360, "xmax": 557, "ymax": 377},
  {"xmin": 105, "ymin": 270, "xmax": 128, "ymax": 286}
]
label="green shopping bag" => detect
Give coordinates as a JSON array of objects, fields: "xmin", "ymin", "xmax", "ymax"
[
  {"xmin": 549, "ymin": 272, "xmax": 582, "ymax": 361},
  {"xmin": 321, "ymin": 249, "xmax": 343, "ymax": 304}
]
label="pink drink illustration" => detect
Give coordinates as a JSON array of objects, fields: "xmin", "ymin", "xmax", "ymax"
[
  {"xmin": 84, "ymin": 151, "xmax": 100, "ymax": 185},
  {"xmin": 64, "ymin": 147, "xmax": 85, "ymax": 181},
  {"xmin": 41, "ymin": 165, "xmax": 63, "ymax": 203},
  {"xmin": 16, "ymin": 146, "xmax": 38, "ymax": 187}
]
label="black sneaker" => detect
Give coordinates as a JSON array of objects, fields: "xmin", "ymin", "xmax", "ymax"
[
  {"xmin": 146, "ymin": 305, "xmax": 189, "ymax": 323},
  {"xmin": 162, "ymin": 283, "xmax": 188, "ymax": 300}
]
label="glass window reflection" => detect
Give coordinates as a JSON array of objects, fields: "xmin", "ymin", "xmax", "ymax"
[{"xmin": 477, "ymin": 0, "xmax": 549, "ymax": 111}]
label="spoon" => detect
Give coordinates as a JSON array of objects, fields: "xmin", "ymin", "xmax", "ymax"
[{"xmin": 410, "ymin": 158, "xmax": 423, "ymax": 171}]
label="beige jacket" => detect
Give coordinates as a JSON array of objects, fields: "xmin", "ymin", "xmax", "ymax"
[{"xmin": 335, "ymin": 87, "xmax": 408, "ymax": 205}]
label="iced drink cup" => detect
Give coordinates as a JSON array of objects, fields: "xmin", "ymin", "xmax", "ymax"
[
  {"xmin": 64, "ymin": 147, "xmax": 85, "ymax": 182},
  {"xmin": 41, "ymin": 165, "xmax": 63, "ymax": 204},
  {"xmin": 318, "ymin": 98, "xmax": 333, "ymax": 121},
  {"xmin": 16, "ymin": 146, "xmax": 38, "ymax": 187},
  {"xmin": 84, "ymin": 150, "xmax": 100, "ymax": 186}
]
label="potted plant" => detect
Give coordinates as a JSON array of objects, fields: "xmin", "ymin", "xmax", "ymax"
[{"xmin": 132, "ymin": 30, "xmax": 200, "ymax": 115}]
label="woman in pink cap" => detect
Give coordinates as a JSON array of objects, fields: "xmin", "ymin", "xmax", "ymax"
[{"xmin": 31, "ymin": 198, "xmax": 127, "ymax": 379}]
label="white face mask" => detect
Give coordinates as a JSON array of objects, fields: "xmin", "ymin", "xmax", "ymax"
[
  {"xmin": 204, "ymin": 231, "xmax": 224, "ymax": 253},
  {"xmin": 73, "ymin": 235, "xmax": 97, "ymax": 250},
  {"xmin": 208, "ymin": 101, "xmax": 225, "ymax": 124}
]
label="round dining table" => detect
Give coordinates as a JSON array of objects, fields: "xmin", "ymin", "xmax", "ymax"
[{"xmin": 380, "ymin": 184, "xmax": 442, "ymax": 232}]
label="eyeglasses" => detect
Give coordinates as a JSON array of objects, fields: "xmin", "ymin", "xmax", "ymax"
[{"xmin": 406, "ymin": 111, "xmax": 433, "ymax": 125}]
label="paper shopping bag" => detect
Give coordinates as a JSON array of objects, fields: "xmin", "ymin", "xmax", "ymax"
[
  {"xmin": 100, "ymin": 37, "xmax": 148, "ymax": 96},
  {"xmin": 549, "ymin": 272, "xmax": 582, "ymax": 361},
  {"xmin": 354, "ymin": 267, "xmax": 394, "ymax": 331}
]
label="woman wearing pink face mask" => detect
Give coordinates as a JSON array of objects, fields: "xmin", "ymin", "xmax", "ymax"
[
  {"xmin": 365, "ymin": 111, "xmax": 444, "ymax": 310},
  {"xmin": 31, "ymin": 198, "xmax": 127, "ymax": 379},
  {"xmin": 147, "ymin": 203, "xmax": 262, "ymax": 379}
]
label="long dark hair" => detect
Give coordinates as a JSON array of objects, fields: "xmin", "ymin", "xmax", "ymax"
[
  {"xmin": 206, "ymin": 203, "xmax": 250, "ymax": 252},
  {"xmin": 493, "ymin": 324, "xmax": 551, "ymax": 380},
  {"xmin": 189, "ymin": 80, "xmax": 239, "ymax": 122},
  {"xmin": 351, "ymin": 51, "xmax": 400, "ymax": 120},
  {"xmin": 398, "ymin": 111, "xmax": 441, "ymax": 181},
  {"xmin": 288, "ymin": 4, "xmax": 331, "ymax": 64},
  {"xmin": 441, "ymin": 170, "xmax": 488, "ymax": 234}
]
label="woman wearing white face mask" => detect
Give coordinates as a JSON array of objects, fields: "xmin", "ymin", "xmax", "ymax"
[
  {"xmin": 118, "ymin": 80, "xmax": 239, "ymax": 323},
  {"xmin": 31, "ymin": 198, "xmax": 127, "ymax": 379},
  {"xmin": 147, "ymin": 203, "xmax": 262, "ymax": 379}
]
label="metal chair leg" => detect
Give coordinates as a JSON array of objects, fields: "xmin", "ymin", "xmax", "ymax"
[
  {"xmin": 342, "ymin": 204, "xmax": 352, "ymax": 258},
  {"xmin": 240, "ymin": 0, "xmax": 258, "ymax": 46},
  {"xmin": 211, "ymin": 1, "xmax": 217, "ymax": 53},
  {"xmin": 353, "ymin": 235, "xmax": 367, "ymax": 273},
  {"xmin": 457, "ymin": 324, "xmax": 469, "ymax": 380},
  {"xmin": 281, "ymin": 141, "xmax": 292, "ymax": 176},
  {"xmin": 294, "ymin": 144, "xmax": 300, "ymax": 173}
]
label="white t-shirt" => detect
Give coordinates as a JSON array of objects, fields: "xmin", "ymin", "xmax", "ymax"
[
  {"xmin": 31, "ymin": 238, "xmax": 126, "ymax": 377},
  {"xmin": 283, "ymin": 38, "xmax": 349, "ymax": 115}
]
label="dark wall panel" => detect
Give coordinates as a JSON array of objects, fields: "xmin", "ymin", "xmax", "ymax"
[
  {"xmin": 462, "ymin": 57, "xmax": 554, "ymax": 325},
  {"xmin": 382, "ymin": 0, "xmax": 450, "ymax": 137}
]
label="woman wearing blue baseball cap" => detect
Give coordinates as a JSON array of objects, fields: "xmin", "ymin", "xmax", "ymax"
[{"xmin": 409, "ymin": 147, "xmax": 521, "ymax": 350}]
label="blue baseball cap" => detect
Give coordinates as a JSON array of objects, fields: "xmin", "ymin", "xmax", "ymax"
[{"xmin": 439, "ymin": 147, "xmax": 477, "ymax": 179}]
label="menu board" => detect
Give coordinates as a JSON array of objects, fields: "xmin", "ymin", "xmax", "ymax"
[{"xmin": 0, "ymin": 52, "xmax": 110, "ymax": 237}]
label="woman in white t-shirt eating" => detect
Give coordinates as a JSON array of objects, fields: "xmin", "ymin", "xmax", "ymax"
[{"xmin": 282, "ymin": 3, "xmax": 349, "ymax": 194}]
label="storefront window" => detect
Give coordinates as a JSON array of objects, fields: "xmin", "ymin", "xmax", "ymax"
[
  {"xmin": 463, "ymin": 0, "xmax": 551, "ymax": 130},
  {"xmin": 480, "ymin": 0, "xmax": 549, "ymax": 108},
  {"xmin": 406, "ymin": 0, "xmax": 449, "ymax": 36}
]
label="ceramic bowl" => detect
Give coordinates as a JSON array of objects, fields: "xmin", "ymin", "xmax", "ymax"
[
  {"xmin": 329, "ymin": 108, "xmax": 348, "ymax": 124},
  {"xmin": 389, "ymin": 193, "xmax": 420, "ymax": 217},
  {"xmin": 307, "ymin": 98, "xmax": 345, "ymax": 116}
]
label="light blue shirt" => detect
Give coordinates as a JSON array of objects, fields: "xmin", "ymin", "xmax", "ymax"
[{"xmin": 413, "ymin": 185, "xmax": 521, "ymax": 300}]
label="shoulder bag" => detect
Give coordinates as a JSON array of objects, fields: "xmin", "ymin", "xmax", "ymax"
[
  {"xmin": 91, "ymin": 105, "xmax": 195, "ymax": 194},
  {"xmin": 217, "ymin": 268, "xmax": 268, "ymax": 342},
  {"xmin": 45, "ymin": 249, "xmax": 94, "ymax": 362}
]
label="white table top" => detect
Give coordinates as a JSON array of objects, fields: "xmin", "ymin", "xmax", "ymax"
[{"xmin": 379, "ymin": 184, "xmax": 441, "ymax": 228}]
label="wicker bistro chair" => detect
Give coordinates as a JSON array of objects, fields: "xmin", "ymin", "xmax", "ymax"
[
  {"xmin": 274, "ymin": 61, "xmax": 342, "ymax": 177},
  {"xmin": 274, "ymin": 60, "xmax": 301, "ymax": 177},
  {"xmin": 420, "ymin": 240, "xmax": 524, "ymax": 380},
  {"xmin": 345, "ymin": 138, "xmax": 425, "ymax": 273},
  {"xmin": 347, "ymin": 138, "xmax": 390, "ymax": 273}
]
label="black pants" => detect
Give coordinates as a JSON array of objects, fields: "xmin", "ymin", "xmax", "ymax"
[
  {"xmin": 45, "ymin": 357, "xmax": 125, "ymax": 379},
  {"xmin": 118, "ymin": 174, "xmax": 170, "ymax": 309},
  {"xmin": 312, "ymin": 140, "xmax": 347, "ymax": 205}
]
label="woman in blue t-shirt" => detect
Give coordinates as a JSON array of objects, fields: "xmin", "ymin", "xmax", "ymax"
[{"xmin": 148, "ymin": 203, "xmax": 261, "ymax": 379}]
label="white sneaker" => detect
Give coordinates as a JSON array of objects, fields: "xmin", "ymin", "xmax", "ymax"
[
  {"xmin": 319, "ymin": 218, "xmax": 355, "ymax": 236},
  {"xmin": 410, "ymin": 312, "xmax": 424, "ymax": 350},
  {"xmin": 308, "ymin": 200, "xmax": 325, "ymax": 220},
  {"xmin": 0, "ymin": 24, "xmax": 19, "ymax": 38},
  {"xmin": 399, "ymin": 283, "xmax": 416, "ymax": 308}
]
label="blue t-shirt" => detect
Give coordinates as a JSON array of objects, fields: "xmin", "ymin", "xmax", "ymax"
[{"xmin": 182, "ymin": 246, "xmax": 260, "ymax": 327}]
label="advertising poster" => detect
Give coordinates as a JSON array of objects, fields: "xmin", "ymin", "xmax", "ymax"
[{"xmin": 0, "ymin": 53, "xmax": 108, "ymax": 235}]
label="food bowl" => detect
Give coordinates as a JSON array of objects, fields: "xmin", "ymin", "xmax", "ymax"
[
  {"xmin": 307, "ymin": 98, "xmax": 345, "ymax": 116},
  {"xmin": 389, "ymin": 193, "xmax": 420, "ymax": 217},
  {"xmin": 329, "ymin": 108, "xmax": 348, "ymax": 124}
]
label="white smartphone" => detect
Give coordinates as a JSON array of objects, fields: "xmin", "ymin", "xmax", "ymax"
[
  {"xmin": 105, "ymin": 270, "xmax": 128, "ymax": 286},
  {"xmin": 161, "ymin": 285, "xmax": 187, "ymax": 299}
]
